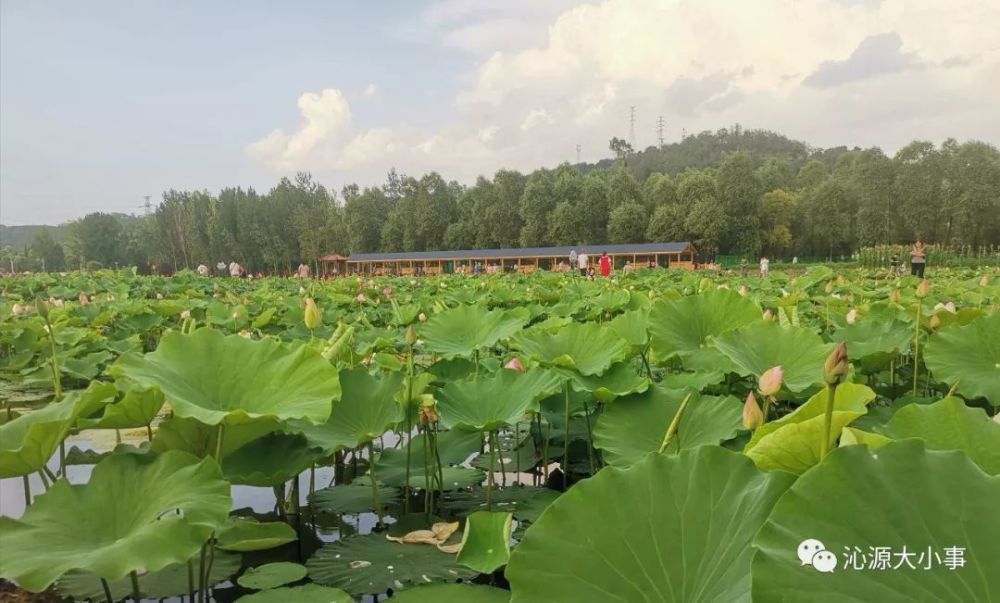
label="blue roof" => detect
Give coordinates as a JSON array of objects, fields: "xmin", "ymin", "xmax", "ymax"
[{"xmin": 346, "ymin": 242, "xmax": 692, "ymax": 263}]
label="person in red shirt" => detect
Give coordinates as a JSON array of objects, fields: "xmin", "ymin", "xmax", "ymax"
[{"xmin": 599, "ymin": 252, "xmax": 612, "ymax": 277}]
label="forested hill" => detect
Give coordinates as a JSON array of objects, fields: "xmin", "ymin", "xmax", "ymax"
[
  {"xmin": 2, "ymin": 127, "xmax": 998, "ymax": 274},
  {"xmin": 0, "ymin": 224, "xmax": 68, "ymax": 249}
]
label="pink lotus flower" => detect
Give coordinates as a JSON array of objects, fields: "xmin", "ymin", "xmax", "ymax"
[
  {"xmin": 758, "ymin": 366, "xmax": 783, "ymax": 397},
  {"xmin": 356, "ymin": 293, "xmax": 367, "ymax": 303},
  {"xmin": 762, "ymin": 309, "xmax": 773, "ymax": 321},
  {"xmin": 738, "ymin": 285, "xmax": 748, "ymax": 297},
  {"xmin": 78, "ymin": 292, "xmax": 90, "ymax": 306},
  {"xmin": 505, "ymin": 357, "xmax": 526, "ymax": 372},
  {"xmin": 383, "ymin": 287, "xmax": 393, "ymax": 298},
  {"xmin": 742, "ymin": 392, "xmax": 764, "ymax": 430},
  {"xmin": 418, "ymin": 312, "xmax": 427, "ymax": 322}
]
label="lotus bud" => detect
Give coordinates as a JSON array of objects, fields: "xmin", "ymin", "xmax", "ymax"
[
  {"xmin": 405, "ymin": 325, "xmax": 417, "ymax": 346},
  {"xmin": 742, "ymin": 392, "xmax": 764, "ymax": 430},
  {"xmin": 238, "ymin": 330, "xmax": 251, "ymax": 339},
  {"xmin": 738, "ymin": 285, "xmax": 748, "ymax": 297},
  {"xmin": 418, "ymin": 312, "xmax": 427, "ymax": 322},
  {"xmin": 846, "ymin": 309, "xmax": 858, "ymax": 324},
  {"xmin": 825, "ymin": 281, "xmax": 834, "ymax": 294},
  {"xmin": 889, "ymin": 289, "xmax": 901, "ymax": 304},
  {"xmin": 180, "ymin": 310, "xmax": 191, "ymax": 320},
  {"xmin": 366, "ymin": 279, "xmax": 375, "ymax": 288},
  {"xmin": 410, "ymin": 279, "xmax": 417, "ymax": 286},
  {"xmin": 823, "ymin": 342, "xmax": 849, "ymax": 385},
  {"xmin": 699, "ymin": 277, "xmax": 711, "ymax": 291},
  {"xmin": 304, "ymin": 298, "xmax": 322, "ymax": 330},
  {"xmin": 78, "ymin": 292, "xmax": 90, "ymax": 306},
  {"xmin": 916, "ymin": 279, "xmax": 930, "ymax": 298},
  {"xmin": 505, "ymin": 357, "xmax": 526, "ymax": 372},
  {"xmin": 758, "ymin": 366, "xmax": 783, "ymax": 397},
  {"xmin": 439, "ymin": 282, "xmax": 447, "ymax": 289},
  {"xmin": 232, "ymin": 310, "xmax": 242, "ymax": 320},
  {"xmin": 942, "ymin": 301, "xmax": 956, "ymax": 313},
  {"xmin": 34, "ymin": 297, "xmax": 49, "ymax": 318},
  {"xmin": 418, "ymin": 393, "xmax": 438, "ymax": 424},
  {"xmin": 929, "ymin": 314, "xmax": 941, "ymax": 329},
  {"xmin": 762, "ymin": 309, "xmax": 773, "ymax": 321},
  {"xmin": 299, "ymin": 286, "xmax": 306, "ymax": 295},
  {"xmin": 156, "ymin": 293, "xmax": 163, "ymax": 300},
  {"xmin": 11, "ymin": 303, "xmax": 25, "ymax": 316},
  {"xmin": 980, "ymin": 275, "xmax": 989, "ymax": 287},
  {"xmin": 356, "ymin": 293, "xmax": 367, "ymax": 303}
]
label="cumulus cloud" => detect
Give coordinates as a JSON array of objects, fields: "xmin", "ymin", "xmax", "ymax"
[{"xmin": 248, "ymin": 0, "xmax": 1000, "ymax": 184}]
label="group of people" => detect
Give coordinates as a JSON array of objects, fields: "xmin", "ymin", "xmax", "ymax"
[
  {"xmin": 889, "ymin": 240, "xmax": 927, "ymax": 276},
  {"xmin": 568, "ymin": 250, "xmax": 617, "ymax": 278}
]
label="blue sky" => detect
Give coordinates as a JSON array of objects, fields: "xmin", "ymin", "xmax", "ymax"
[{"xmin": 2, "ymin": 0, "xmax": 998, "ymax": 225}]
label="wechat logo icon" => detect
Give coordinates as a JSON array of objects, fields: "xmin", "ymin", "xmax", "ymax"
[{"xmin": 798, "ymin": 539, "xmax": 836, "ymax": 573}]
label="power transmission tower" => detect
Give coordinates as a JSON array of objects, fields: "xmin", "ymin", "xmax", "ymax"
[
  {"xmin": 656, "ymin": 116, "xmax": 665, "ymax": 147},
  {"xmin": 576, "ymin": 144, "xmax": 581, "ymax": 163},
  {"xmin": 628, "ymin": 106, "xmax": 636, "ymax": 148},
  {"xmin": 143, "ymin": 195, "xmax": 152, "ymax": 216}
]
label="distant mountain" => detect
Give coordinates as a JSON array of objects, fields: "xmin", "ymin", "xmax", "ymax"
[{"xmin": 0, "ymin": 224, "xmax": 69, "ymax": 249}]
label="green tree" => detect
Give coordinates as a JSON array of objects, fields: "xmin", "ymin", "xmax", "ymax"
[
  {"xmin": 30, "ymin": 228, "xmax": 65, "ymax": 272},
  {"xmin": 642, "ymin": 173, "xmax": 678, "ymax": 210},
  {"xmin": 646, "ymin": 203, "xmax": 687, "ymax": 242},
  {"xmin": 760, "ymin": 189, "xmax": 796, "ymax": 257},
  {"xmin": 756, "ymin": 157, "xmax": 794, "ymax": 192},
  {"xmin": 520, "ymin": 169, "xmax": 557, "ymax": 247},
  {"xmin": 716, "ymin": 152, "xmax": 763, "ymax": 255},
  {"xmin": 66, "ymin": 213, "xmax": 125, "ymax": 269},
  {"xmin": 795, "ymin": 160, "xmax": 827, "ymax": 191},
  {"xmin": 607, "ymin": 201, "xmax": 648, "ymax": 243},
  {"xmin": 547, "ymin": 201, "xmax": 584, "ymax": 245}
]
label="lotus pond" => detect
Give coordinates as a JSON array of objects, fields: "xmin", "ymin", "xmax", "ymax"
[{"xmin": 1, "ymin": 266, "xmax": 998, "ymax": 602}]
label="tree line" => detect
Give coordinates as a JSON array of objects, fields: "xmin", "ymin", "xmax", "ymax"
[{"xmin": 3, "ymin": 128, "xmax": 998, "ymax": 274}]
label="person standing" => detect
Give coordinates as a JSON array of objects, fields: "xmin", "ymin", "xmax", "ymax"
[
  {"xmin": 196, "ymin": 264, "xmax": 209, "ymax": 276},
  {"xmin": 569, "ymin": 249, "xmax": 578, "ymax": 273},
  {"xmin": 216, "ymin": 260, "xmax": 226, "ymax": 276},
  {"xmin": 759, "ymin": 256, "xmax": 770, "ymax": 278},
  {"xmin": 910, "ymin": 240, "xmax": 926, "ymax": 277},
  {"xmin": 229, "ymin": 260, "xmax": 244, "ymax": 278},
  {"xmin": 297, "ymin": 262, "xmax": 311, "ymax": 278},
  {"xmin": 577, "ymin": 250, "xmax": 589, "ymax": 276},
  {"xmin": 599, "ymin": 252, "xmax": 612, "ymax": 277}
]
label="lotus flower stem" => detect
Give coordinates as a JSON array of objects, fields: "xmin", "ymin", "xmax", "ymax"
[
  {"xmin": 562, "ymin": 382, "xmax": 571, "ymax": 490},
  {"xmin": 187, "ymin": 559, "xmax": 195, "ymax": 602},
  {"xmin": 146, "ymin": 423, "xmax": 153, "ymax": 442},
  {"xmin": 659, "ymin": 393, "xmax": 692, "ymax": 454},
  {"xmin": 640, "ymin": 346, "xmax": 653, "ymax": 380},
  {"xmin": 486, "ymin": 431, "xmax": 497, "ymax": 510},
  {"xmin": 912, "ymin": 303, "xmax": 921, "ymax": 397},
  {"xmin": 422, "ymin": 427, "xmax": 432, "ymax": 519},
  {"xmin": 430, "ymin": 423, "xmax": 444, "ymax": 511},
  {"xmin": 368, "ymin": 441, "xmax": 384, "ymax": 525},
  {"xmin": 129, "ymin": 570, "xmax": 141, "ymax": 602},
  {"xmin": 21, "ymin": 475, "xmax": 31, "ymax": 507},
  {"xmin": 820, "ymin": 383, "xmax": 838, "ymax": 460},
  {"xmin": 214, "ymin": 423, "xmax": 225, "ymax": 460},
  {"xmin": 196, "ymin": 542, "xmax": 207, "ymax": 603},
  {"xmin": 514, "ymin": 422, "xmax": 521, "ymax": 485},
  {"xmin": 100, "ymin": 577, "xmax": 114, "ymax": 603},
  {"xmin": 495, "ymin": 430, "xmax": 507, "ymax": 487},
  {"xmin": 202, "ymin": 540, "xmax": 216, "ymax": 603},
  {"xmin": 582, "ymin": 400, "xmax": 595, "ymax": 474},
  {"xmin": 36, "ymin": 469, "xmax": 49, "ymax": 491},
  {"xmin": 404, "ymin": 351, "xmax": 415, "ymax": 514},
  {"xmin": 42, "ymin": 465, "xmax": 57, "ymax": 483}
]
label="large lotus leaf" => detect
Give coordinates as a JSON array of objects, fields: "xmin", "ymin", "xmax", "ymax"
[
  {"xmin": 78, "ymin": 386, "xmax": 165, "ymax": 430},
  {"xmin": 113, "ymin": 328, "xmax": 338, "ymax": 425},
  {"xmin": 437, "ymin": 368, "xmax": 563, "ymax": 432},
  {"xmin": 512, "ymin": 322, "xmax": 629, "ymax": 376},
  {"xmin": 744, "ymin": 383, "xmax": 875, "ymax": 474},
  {"xmin": 287, "ymin": 368, "xmax": 404, "ymax": 453},
  {"xmin": 456, "ymin": 511, "xmax": 513, "ymax": 574},
  {"xmin": 712, "ymin": 322, "xmax": 835, "ymax": 393},
  {"xmin": 151, "ymin": 414, "xmax": 282, "ymax": 458},
  {"xmin": 0, "ymin": 450, "xmax": 231, "ymax": 592},
  {"xmin": 440, "ymin": 485, "xmax": 557, "ymax": 520},
  {"xmin": 306, "ymin": 535, "xmax": 476, "ymax": 596},
  {"xmin": 594, "ymin": 385, "xmax": 742, "ymax": 467},
  {"xmin": 389, "ymin": 583, "xmax": 510, "ymax": 602},
  {"xmin": 310, "ymin": 484, "xmax": 401, "ymax": 515},
  {"xmin": 647, "ymin": 288, "xmax": 760, "ymax": 362},
  {"xmin": 839, "ymin": 426, "xmax": 892, "ymax": 449},
  {"xmin": 0, "ymin": 386, "xmax": 93, "ymax": 478},
  {"xmin": 236, "ymin": 584, "xmax": 353, "ymax": 603},
  {"xmin": 832, "ymin": 318, "xmax": 912, "ymax": 373},
  {"xmin": 505, "ymin": 446, "xmax": 795, "ymax": 602},
  {"xmin": 881, "ymin": 396, "xmax": 1000, "ymax": 475},
  {"xmin": 752, "ymin": 440, "xmax": 1000, "ymax": 602},
  {"xmin": 238, "ymin": 562, "xmax": 308, "ymax": 589},
  {"xmin": 223, "ymin": 432, "xmax": 322, "ymax": 486},
  {"xmin": 375, "ymin": 429, "xmax": 482, "ymax": 488},
  {"xmin": 57, "ymin": 549, "xmax": 241, "ymax": 600},
  {"xmin": 419, "ymin": 304, "xmax": 527, "ymax": 358},
  {"xmin": 607, "ymin": 309, "xmax": 649, "ymax": 349},
  {"xmin": 558, "ymin": 362, "xmax": 649, "ymax": 404},
  {"xmin": 217, "ymin": 516, "xmax": 297, "ymax": 552},
  {"xmin": 924, "ymin": 312, "xmax": 1000, "ymax": 406}
]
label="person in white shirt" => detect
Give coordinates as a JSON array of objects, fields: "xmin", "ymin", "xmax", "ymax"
[
  {"xmin": 196, "ymin": 264, "xmax": 209, "ymax": 276},
  {"xmin": 759, "ymin": 256, "xmax": 770, "ymax": 278},
  {"xmin": 577, "ymin": 251, "xmax": 589, "ymax": 276},
  {"xmin": 229, "ymin": 261, "xmax": 244, "ymax": 278},
  {"xmin": 297, "ymin": 262, "xmax": 311, "ymax": 278}
]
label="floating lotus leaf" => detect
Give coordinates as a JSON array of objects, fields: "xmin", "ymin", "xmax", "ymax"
[
  {"xmin": 881, "ymin": 396, "xmax": 1000, "ymax": 475},
  {"xmin": 223, "ymin": 432, "xmax": 321, "ymax": 486},
  {"xmin": 389, "ymin": 583, "xmax": 510, "ymax": 602},
  {"xmin": 744, "ymin": 383, "xmax": 875, "ymax": 474},
  {"xmin": 923, "ymin": 312, "xmax": 1000, "ymax": 406},
  {"xmin": 288, "ymin": 368, "xmax": 404, "ymax": 453},
  {"xmin": 558, "ymin": 362, "xmax": 649, "ymax": 404},
  {"xmin": 647, "ymin": 288, "xmax": 759, "ymax": 362},
  {"xmin": 375, "ymin": 429, "xmax": 483, "ymax": 488},
  {"xmin": 456, "ymin": 511, "xmax": 513, "ymax": 574},
  {"xmin": 236, "ymin": 584, "xmax": 353, "ymax": 603},
  {"xmin": 0, "ymin": 450, "xmax": 231, "ymax": 592},
  {"xmin": 419, "ymin": 304, "xmax": 527, "ymax": 358},
  {"xmin": 306, "ymin": 535, "xmax": 476, "ymax": 596},
  {"xmin": 0, "ymin": 385, "xmax": 95, "ymax": 478},
  {"xmin": 113, "ymin": 328, "xmax": 339, "ymax": 425},
  {"xmin": 712, "ymin": 322, "xmax": 835, "ymax": 393},
  {"xmin": 57, "ymin": 549, "xmax": 240, "ymax": 600},
  {"xmin": 437, "ymin": 368, "xmax": 563, "ymax": 432},
  {"xmin": 238, "ymin": 562, "xmax": 308, "ymax": 590},
  {"xmin": 512, "ymin": 322, "xmax": 628, "ymax": 376},
  {"xmin": 594, "ymin": 386, "xmax": 742, "ymax": 468},
  {"xmin": 505, "ymin": 447, "xmax": 794, "ymax": 602},
  {"xmin": 752, "ymin": 440, "xmax": 1000, "ymax": 602},
  {"xmin": 440, "ymin": 485, "xmax": 556, "ymax": 520},
  {"xmin": 216, "ymin": 517, "xmax": 297, "ymax": 552},
  {"xmin": 310, "ymin": 485, "xmax": 401, "ymax": 515}
]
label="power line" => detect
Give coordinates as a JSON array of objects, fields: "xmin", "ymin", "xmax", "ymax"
[
  {"xmin": 656, "ymin": 116, "xmax": 665, "ymax": 147},
  {"xmin": 143, "ymin": 195, "xmax": 152, "ymax": 216},
  {"xmin": 575, "ymin": 144, "xmax": 581, "ymax": 163}
]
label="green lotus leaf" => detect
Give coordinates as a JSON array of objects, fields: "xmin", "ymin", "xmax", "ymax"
[
  {"xmin": 607, "ymin": 308, "xmax": 649, "ymax": 349},
  {"xmin": 832, "ymin": 318, "xmax": 912, "ymax": 373},
  {"xmin": 236, "ymin": 584, "xmax": 353, "ymax": 603},
  {"xmin": 238, "ymin": 562, "xmax": 308, "ymax": 590},
  {"xmin": 712, "ymin": 322, "xmax": 835, "ymax": 393},
  {"xmin": 0, "ymin": 385, "xmax": 96, "ymax": 478},
  {"xmin": 113, "ymin": 328, "xmax": 339, "ymax": 425},
  {"xmin": 223, "ymin": 432, "xmax": 322, "ymax": 487},
  {"xmin": 839, "ymin": 426, "xmax": 891, "ymax": 449},
  {"xmin": 658, "ymin": 370, "xmax": 725, "ymax": 392},
  {"xmin": 752, "ymin": 440, "xmax": 1000, "ymax": 602},
  {"xmin": 57, "ymin": 548, "xmax": 240, "ymax": 600},
  {"xmin": 505, "ymin": 446, "xmax": 794, "ymax": 602},
  {"xmin": 593, "ymin": 386, "xmax": 743, "ymax": 467},
  {"xmin": 558, "ymin": 362, "xmax": 649, "ymax": 404},
  {"xmin": 389, "ymin": 583, "xmax": 510, "ymax": 602},
  {"xmin": 647, "ymin": 288, "xmax": 760, "ymax": 362},
  {"xmin": 310, "ymin": 484, "xmax": 401, "ymax": 515},
  {"xmin": 440, "ymin": 485, "xmax": 557, "ymax": 520},
  {"xmin": 0, "ymin": 450, "xmax": 231, "ymax": 592},
  {"xmin": 375, "ymin": 429, "xmax": 483, "ymax": 488},
  {"xmin": 437, "ymin": 368, "xmax": 563, "ymax": 432},
  {"xmin": 924, "ymin": 312, "xmax": 1000, "ymax": 406},
  {"xmin": 880, "ymin": 396, "xmax": 1000, "ymax": 475},
  {"xmin": 151, "ymin": 414, "xmax": 282, "ymax": 458},
  {"xmin": 419, "ymin": 304, "xmax": 527, "ymax": 359},
  {"xmin": 78, "ymin": 386, "xmax": 165, "ymax": 430},
  {"xmin": 512, "ymin": 322, "xmax": 629, "ymax": 376},
  {"xmin": 306, "ymin": 535, "xmax": 476, "ymax": 596},
  {"xmin": 744, "ymin": 383, "xmax": 875, "ymax": 474},
  {"xmin": 456, "ymin": 511, "xmax": 513, "ymax": 574},
  {"xmin": 287, "ymin": 368, "xmax": 404, "ymax": 454},
  {"xmin": 216, "ymin": 517, "xmax": 297, "ymax": 552}
]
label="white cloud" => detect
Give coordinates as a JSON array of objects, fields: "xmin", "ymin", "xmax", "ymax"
[
  {"xmin": 520, "ymin": 109, "xmax": 555, "ymax": 131},
  {"xmin": 362, "ymin": 83, "xmax": 377, "ymax": 98},
  {"xmin": 246, "ymin": 89, "xmax": 352, "ymax": 170}
]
